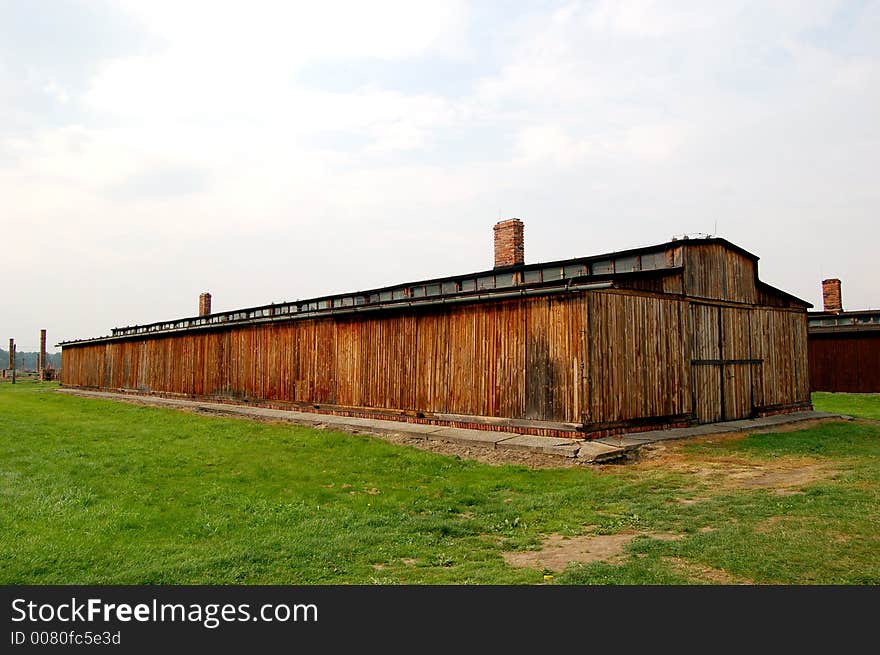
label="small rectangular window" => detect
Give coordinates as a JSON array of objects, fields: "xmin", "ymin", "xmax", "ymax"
[
  {"xmin": 640, "ymin": 251, "xmax": 666, "ymax": 271},
  {"xmin": 425, "ymin": 284, "xmax": 441, "ymax": 296},
  {"xmin": 379, "ymin": 291, "xmax": 392, "ymax": 302},
  {"xmin": 495, "ymin": 272, "xmax": 514, "ymax": 288},
  {"xmin": 592, "ymin": 260, "xmax": 613, "ymax": 275},
  {"xmin": 442, "ymin": 281, "xmax": 458, "ymax": 294},
  {"xmin": 563, "ymin": 264, "xmax": 585, "ymax": 279},
  {"xmin": 460, "ymin": 279, "xmax": 476, "ymax": 292},
  {"xmin": 542, "ymin": 266, "xmax": 563, "ymax": 281},
  {"xmin": 411, "ymin": 286, "xmax": 426, "ymax": 298},
  {"xmin": 392, "ymin": 288, "xmax": 407, "ymax": 300},
  {"xmin": 615, "ymin": 255, "xmax": 640, "ymax": 273},
  {"xmin": 523, "ymin": 269, "xmax": 541, "ymax": 284},
  {"xmin": 477, "ymin": 276, "xmax": 495, "ymax": 290}
]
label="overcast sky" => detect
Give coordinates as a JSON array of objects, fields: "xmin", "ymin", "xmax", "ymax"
[{"xmin": 2, "ymin": 0, "xmax": 878, "ymax": 351}]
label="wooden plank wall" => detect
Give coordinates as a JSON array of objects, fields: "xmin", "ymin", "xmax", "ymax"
[
  {"xmin": 587, "ymin": 293, "xmax": 690, "ymax": 424},
  {"xmin": 809, "ymin": 332, "xmax": 880, "ymax": 393},
  {"xmin": 684, "ymin": 244, "xmax": 758, "ymax": 304},
  {"xmin": 721, "ymin": 306, "xmax": 753, "ymax": 420},
  {"xmin": 690, "ymin": 304, "xmax": 722, "ymax": 423},
  {"xmin": 63, "ymin": 292, "xmax": 690, "ymax": 425},
  {"xmin": 62, "ymin": 289, "xmax": 810, "ymax": 426},
  {"xmin": 750, "ymin": 308, "xmax": 811, "ymax": 407}
]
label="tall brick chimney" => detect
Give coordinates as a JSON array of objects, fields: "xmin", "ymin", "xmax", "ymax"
[
  {"xmin": 199, "ymin": 292, "xmax": 212, "ymax": 317},
  {"xmin": 493, "ymin": 219, "xmax": 524, "ymax": 268},
  {"xmin": 821, "ymin": 279, "xmax": 842, "ymax": 314}
]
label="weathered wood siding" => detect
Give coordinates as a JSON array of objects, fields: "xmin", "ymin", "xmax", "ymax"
[
  {"xmin": 587, "ymin": 292, "xmax": 690, "ymax": 424},
  {"xmin": 721, "ymin": 306, "xmax": 753, "ymax": 420},
  {"xmin": 687, "ymin": 303, "xmax": 810, "ymax": 424},
  {"xmin": 809, "ymin": 332, "xmax": 880, "ymax": 393},
  {"xmin": 750, "ymin": 308, "xmax": 811, "ymax": 407},
  {"xmin": 684, "ymin": 244, "xmax": 757, "ymax": 304},
  {"xmin": 62, "ymin": 287, "xmax": 809, "ymax": 428},
  {"xmin": 690, "ymin": 304, "xmax": 722, "ymax": 423},
  {"xmin": 64, "ymin": 291, "xmax": 689, "ymax": 424}
]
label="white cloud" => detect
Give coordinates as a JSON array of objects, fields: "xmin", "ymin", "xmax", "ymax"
[
  {"xmin": 584, "ymin": 0, "xmax": 732, "ymax": 37},
  {"xmin": 117, "ymin": 0, "xmax": 469, "ymax": 61}
]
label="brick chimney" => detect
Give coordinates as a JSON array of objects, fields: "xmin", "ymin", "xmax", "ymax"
[
  {"xmin": 199, "ymin": 292, "xmax": 212, "ymax": 316},
  {"xmin": 493, "ymin": 219, "xmax": 524, "ymax": 268},
  {"xmin": 821, "ymin": 279, "xmax": 842, "ymax": 314}
]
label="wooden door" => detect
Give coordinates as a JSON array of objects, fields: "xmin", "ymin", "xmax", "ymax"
[
  {"xmin": 720, "ymin": 307, "xmax": 753, "ymax": 420},
  {"xmin": 690, "ymin": 304, "xmax": 762, "ymax": 422},
  {"xmin": 690, "ymin": 304, "xmax": 722, "ymax": 423}
]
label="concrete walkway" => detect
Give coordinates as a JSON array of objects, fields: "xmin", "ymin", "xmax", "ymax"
[{"xmin": 54, "ymin": 389, "xmax": 846, "ymax": 463}]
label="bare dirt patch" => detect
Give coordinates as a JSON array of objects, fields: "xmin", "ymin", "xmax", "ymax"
[
  {"xmin": 632, "ymin": 442, "xmax": 838, "ymax": 494},
  {"xmin": 754, "ymin": 516, "xmax": 785, "ymax": 534},
  {"xmin": 662, "ymin": 557, "xmax": 753, "ymax": 585},
  {"xmin": 504, "ymin": 530, "xmax": 684, "ymax": 571},
  {"xmin": 722, "ymin": 463, "xmax": 835, "ymax": 492}
]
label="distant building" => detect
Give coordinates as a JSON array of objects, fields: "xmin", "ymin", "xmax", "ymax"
[
  {"xmin": 808, "ymin": 279, "xmax": 880, "ymax": 393},
  {"xmin": 60, "ymin": 222, "xmax": 812, "ymax": 438}
]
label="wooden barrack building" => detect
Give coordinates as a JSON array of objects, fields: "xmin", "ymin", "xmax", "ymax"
[
  {"xmin": 60, "ymin": 221, "xmax": 812, "ymax": 438},
  {"xmin": 808, "ymin": 279, "xmax": 880, "ymax": 393}
]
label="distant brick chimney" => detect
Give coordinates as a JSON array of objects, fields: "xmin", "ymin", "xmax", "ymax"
[
  {"xmin": 822, "ymin": 279, "xmax": 842, "ymax": 314},
  {"xmin": 494, "ymin": 219, "xmax": 524, "ymax": 268},
  {"xmin": 199, "ymin": 292, "xmax": 212, "ymax": 316}
]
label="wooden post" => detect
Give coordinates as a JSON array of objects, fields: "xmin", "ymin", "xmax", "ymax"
[
  {"xmin": 9, "ymin": 339, "xmax": 15, "ymax": 384},
  {"xmin": 39, "ymin": 329, "xmax": 47, "ymax": 381}
]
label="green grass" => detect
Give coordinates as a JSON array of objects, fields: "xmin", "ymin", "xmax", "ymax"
[
  {"xmin": 1, "ymin": 382, "xmax": 878, "ymax": 584},
  {"xmin": 813, "ymin": 391, "xmax": 880, "ymax": 420}
]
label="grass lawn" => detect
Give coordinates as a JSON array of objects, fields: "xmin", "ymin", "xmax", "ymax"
[
  {"xmin": 1, "ymin": 382, "xmax": 878, "ymax": 584},
  {"xmin": 813, "ymin": 392, "xmax": 880, "ymax": 421}
]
